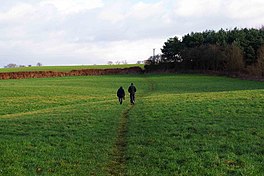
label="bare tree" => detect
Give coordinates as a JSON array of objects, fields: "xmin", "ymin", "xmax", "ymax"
[
  {"xmin": 121, "ymin": 60, "xmax": 127, "ymax": 64},
  {"xmin": 257, "ymin": 45, "xmax": 264, "ymax": 76},
  {"xmin": 225, "ymin": 43, "xmax": 244, "ymax": 72},
  {"xmin": 36, "ymin": 62, "xmax": 42, "ymax": 66},
  {"xmin": 107, "ymin": 61, "xmax": 113, "ymax": 65},
  {"xmin": 6, "ymin": 63, "xmax": 17, "ymax": 68}
]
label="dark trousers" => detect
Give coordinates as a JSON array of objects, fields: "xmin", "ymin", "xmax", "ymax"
[
  {"xmin": 118, "ymin": 97, "xmax": 123, "ymax": 104},
  {"xmin": 130, "ymin": 94, "xmax": 135, "ymax": 104}
]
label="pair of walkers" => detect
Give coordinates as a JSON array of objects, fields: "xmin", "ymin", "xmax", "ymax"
[{"xmin": 117, "ymin": 83, "xmax": 137, "ymax": 105}]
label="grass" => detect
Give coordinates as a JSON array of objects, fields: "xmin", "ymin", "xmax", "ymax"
[
  {"xmin": 0, "ymin": 75, "xmax": 137, "ymax": 175},
  {"xmin": 0, "ymin": 74, "xmax": 263, "ymax": 175},
  {"xmin": 0, "ymin": 64, "xmax": 144, "ymax": 73},
  {"xmin": 127, "ymin": 74, "xmax": 264, "ymax": 175}
]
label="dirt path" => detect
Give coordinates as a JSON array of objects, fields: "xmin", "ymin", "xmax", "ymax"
[
  {"xmin": 107, "ymin": 76, "xmax": 155, "ymax": 175},
  {"xmin": 106, "ymin": 105, "xmax": 134, "ymax": 176}
]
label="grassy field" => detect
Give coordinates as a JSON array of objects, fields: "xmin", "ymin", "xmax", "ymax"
[
  {"xmin": 0, "ymin": 74, "xmax": 263, "ymax": 175},
  {"xmin": 0, "ymin": 64, "xmax": 144, "ymax": 73}
]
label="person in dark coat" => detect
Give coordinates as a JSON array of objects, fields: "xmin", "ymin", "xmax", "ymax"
[
  {"xmin": 117, "ymin": 86, "xmax": 125, "ymax": 104},
  {"xmin": 128, "ymin": 83, "xmax": 136, "ymax": 104}
]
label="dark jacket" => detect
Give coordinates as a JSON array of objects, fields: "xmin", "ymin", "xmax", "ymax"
[
  {"xmin": 128, "ymin": 85, "xmax": 136, "ymax": 94},
  {"xmin": 117, "ymin": 87, "xmax": 125, "ymax": 97}
]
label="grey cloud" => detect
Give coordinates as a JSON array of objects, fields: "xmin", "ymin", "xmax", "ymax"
[{"xmin": 0, "ymin": 0, "xmax": 263, "ymax": 67}]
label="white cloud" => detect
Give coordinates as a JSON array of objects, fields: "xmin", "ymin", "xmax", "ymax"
[
  {"xmin": 98, "ymin": 2, "xmax": 127, "ymax": 23},
  {"xmin": 225, "ymin": 0, "xmax": 264, "ymax": 26},
  {"xmin": 99, "ymin": 1, "xmax": 166, "ymax": 23},
  {"xmin": 95, "ymin": 39, "xmax": 164, "ymax": 60},
  {"xmin": 0, "ymin": 3, "xmax": 34, "ymax": 21},
  {"xmin": 41, "ymin": 0, "xmax": 104, "ymax": 14},
  {"xmin": 129, "ymin": 1, "xmax": 165, "ymax": 19},
  {"xmin": 174, "ymin": 0, "xmax": 222, "ymax": 17}
]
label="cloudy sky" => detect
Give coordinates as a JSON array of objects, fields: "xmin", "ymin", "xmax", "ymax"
[{"xmin": 0, "ymin": 0, "xmax": 263, "ymax": 67}]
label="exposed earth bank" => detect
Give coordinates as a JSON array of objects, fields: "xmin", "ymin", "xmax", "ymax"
[{"xmin": 0, "ymin": 67, "xmax": 143, "ymax": 80}]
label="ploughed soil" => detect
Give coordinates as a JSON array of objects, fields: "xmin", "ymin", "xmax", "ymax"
[{"xmin": 0, "ymin": 67, "xmax": 143, "ymax": 80}]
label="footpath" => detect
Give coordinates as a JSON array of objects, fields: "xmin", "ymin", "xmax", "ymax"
[{"xmin": 106, "ymin": 76, "xmax": 155, "ymax": 176}]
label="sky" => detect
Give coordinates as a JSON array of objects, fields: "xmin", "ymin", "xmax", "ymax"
[{"xmin": 0, "ymin": 0, "xmax": 263, "ymax": 67}]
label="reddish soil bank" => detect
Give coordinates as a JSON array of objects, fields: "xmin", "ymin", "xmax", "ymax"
[{"xmin": 0, "ymin": 67, "xmax": 143, "ymax": 80}]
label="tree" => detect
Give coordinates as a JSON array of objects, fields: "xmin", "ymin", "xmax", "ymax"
[
  {"xmin": 146, "ymin": 27, "xmax": 264, "ymax": 74},
  {"xmin": 121, "ymin": 60, "xmax": 127, "ymax": 64},
  {"xmin": 36, "ymin": 62, "xmax": 42, "ymax": 66},
  {"xmin": 257, "ymin": 45, "xmax": 264, "ymax": 76},
  {"xmin": 107, "ymin": 61, "xmax": 113, "ymax": 65},
  {"xmin": 244, "ymin": 46, "xmax": 256, "ymax": 65},
  {"xmin": 225, "ymin": 43, "xmax": 244, "ymax": 72},
  {"xmin": 161, "ymin": 37, "xmax": 182, "ymax": 63},
  {"xmin": 6, "ymin": 63, "xmax": 17, "ymax": 68},
  {"xmin": 182, "ymin": 32, "xmax": 204, "ymax": 47}
]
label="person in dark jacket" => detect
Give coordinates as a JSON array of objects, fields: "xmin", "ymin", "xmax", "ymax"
[
  {"xmin": 117, "ymin": 86, "xmax": 125, "ymax": 104},
  {"xmin": 128, "ymin": 83, "xmax": 136, "ymax": 104}
]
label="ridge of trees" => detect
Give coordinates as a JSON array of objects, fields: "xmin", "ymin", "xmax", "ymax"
[
  {"xmin": 145, "ymin": 27, "xmax": 264, "ymax": 77},
  {"xmin": 4, "ymin": 62, "xmax": 42, "ymax": 68}
]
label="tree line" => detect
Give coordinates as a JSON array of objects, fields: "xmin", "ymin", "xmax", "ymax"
[
  {"xmin": 145, "ymin": 27, "xmax": 264, "ymax": 76},
  {"xmin": 4, "ymin": 62, "xmax": 43, "ymax": 68}
]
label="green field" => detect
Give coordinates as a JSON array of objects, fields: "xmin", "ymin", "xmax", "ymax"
[
  {"xmin": 0, "ymin": 64, "xmax": 144, "ymax": 73},
  {"xmin": 0, "ymin": 74, "xmax": 263, "ymax": 175}
]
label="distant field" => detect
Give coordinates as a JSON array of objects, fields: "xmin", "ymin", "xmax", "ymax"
[
  {"xmin": 0, "ymin": 64, "xmax": 144, "ymax": 73},
  {"xmin": 0, "ymin": 74, "xmax": 263, "ymax": 175}
]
